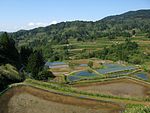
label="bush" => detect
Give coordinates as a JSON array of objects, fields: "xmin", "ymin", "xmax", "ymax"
[
  {"xmin": 37, "ymin": 69, "xmax": 55, "ymax": 81},
  {"xmin": 0, "ymin": 64, "xmax": 22, "ymax": 91},
  {"xmin": 129, "ymin": 54, "xmax": 143, "ymax": 64},
  {"xmin": 124, "ymin": 104, "xmax": 150, "ymax": 113},
  {"xmin": 88, "ymin": 61, "xmax": 93, "ymax": 68}
]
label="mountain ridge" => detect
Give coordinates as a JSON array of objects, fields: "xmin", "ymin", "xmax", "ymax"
[
  {"xmin": 8, "ymin": 9, "xmax": 150, "ymax": 47},
  {"xmin": 11, "ymin": 9, "xmax": 150, "ymax": 33}
]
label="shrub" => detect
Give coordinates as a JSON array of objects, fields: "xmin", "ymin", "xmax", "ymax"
[
  {"xmin": 124, "ymin": 104, "xmax": 150, "ymax": 113},
  {"xmin": 37, "ymin": 69, "xmax": 55, "ymax": 81},
  {"xmin": 129, "ymin": 54, "xmax": 143, "ymax": 64},
  {"xmin": 0, "ymin": 64, "xmax": 22, "ymax": 91},
  {"xmin": 88, "ymin": 61, "xmax": 93, "ymax": 68}
]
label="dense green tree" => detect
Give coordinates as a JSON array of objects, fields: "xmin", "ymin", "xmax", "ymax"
[
  {"xmin": 147, "ymin": 33, "xmax": 150, "ymax": 38},
  {"xmin": 0, "ymin": 32, "xmax": 21, "ymax": 68},
  {"xmin": 98, "ymin": 39, "xmax": 139, "ymax": 62},
  {"xmin": 37, "ymin": 69, "xmax": 55, "ymax": 81},
  {"xmin": 122, "ymin": 32, "xmax": 131, "ymax": 37},
  {"xmin": 50, "ymin": 51, "xmax": 60, "ymax": 61},
  {"xmin": 132, "ymin": 30, "xmax": 136, "ymax": 36},
  {"xmin": 62, "ymin": 46, "xmax": 69, "ymax": 60},
  {"xmin": 88, "ymin": 61, "xmax": 93, "ymax": 68},
  {"xmin": 27, "ymin": 51, "xmax": 45, "ymax": 79},
  {"xmin": 99, "ymin": 47, "xmax": 109, "ymax": 60},
  {"xmin": 20, "ymin": 46, "xmax": 33, "ymax": 66},
  {"xmin": 128, "ymin": 54, "xmax": 143, "ymax": 64},
  {"xmin": 43, "ymin": 44, "xmax": 54, "ymax": 59}
]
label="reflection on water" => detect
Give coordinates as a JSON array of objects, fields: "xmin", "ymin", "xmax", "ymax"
[
  {"xmin": 45, "ymin": 62, "xmax": 68, "ymax": 68},
  {"xmin": 68, "ymin": 71, "xmax": 97, "ymax": 81},
  {"xmin": 134, "ymin": 73, "xmax": 149, "ymax": 80}
]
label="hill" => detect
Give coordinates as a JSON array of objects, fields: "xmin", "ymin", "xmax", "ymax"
[{"xmin": 10, "ymin": 9, "xmax": 150, "ymax": 47}]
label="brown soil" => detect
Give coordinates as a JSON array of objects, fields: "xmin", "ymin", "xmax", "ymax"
[
  {"xmin": 0, "ymin": 85, "xmax": 123, "ymax": 113},
  {"xmin": 74, "ymin": 78, "xmax": 150, "ymax": 98}
]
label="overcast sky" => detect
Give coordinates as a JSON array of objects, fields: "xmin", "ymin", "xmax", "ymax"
[{"xmin": 0, "ymin": 0, "xmax": 150, "ymax": 32}]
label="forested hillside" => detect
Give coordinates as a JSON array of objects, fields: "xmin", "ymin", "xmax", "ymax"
[
  {"xmin": 10, "ymin": 9, "xmax": 150, "ymax": 47},
  {"xmin": 0, "ymin": 33, "xmax": 55, "ymax": 91}
]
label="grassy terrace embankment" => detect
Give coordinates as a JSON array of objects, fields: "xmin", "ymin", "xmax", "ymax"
[{"xmin": 1, "ymin": 77, "xmax": 150, "ymax": 103}]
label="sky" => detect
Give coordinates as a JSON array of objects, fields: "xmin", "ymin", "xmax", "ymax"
[{"xmin": 0, "ymin": 0, "xmax": 150, "ymax": 32}]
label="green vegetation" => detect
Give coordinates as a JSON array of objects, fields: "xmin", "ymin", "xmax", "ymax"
[
  {"xmin": 97, "ymin": 38, "xmax": 139, "ymax": 62},
  {"xmin": 88, "ymin": 61, "xmax": 93, "ymax": 68},
  {"xmin": 11, "ymin": 10, "xmax": 150, "ymax": 46},
  {"xmin": 0, "ymin": 32, "xmax": 21, "ymax": 68},
  {"xmin": 9, "ymin": 10, "xmax": 150, "ymax": 62},
  {"xmin": 0, "ymin": 32, "xmax": 55, "ymax": 91},
  {"xmin": 0, "ymin": 10, "xmax": 150, "ymax": 112},
  {"xmin": 0, "ymin": 64, "xmax": 22, "ymax": 91},
  {"xmin": 26, "ymin": 51, "xmax": 45, "ymax": 77},
  {"xmin": 37, "ymin": 69, "xmax": 55, "ymax": 81},
  {"xmin": 24, "ymin": 78, "xmax": 150, "ymax": 102},
  {"xmin": 124, "ymin": 104, "xmax": 150, "ymax": 113},
  {"xmin": 0, "ymin": 33, "xmax": 23, "ymax": 91},
  {"xmin": 20, "ymin": 46, "xmax": 33, "ymax": 66}
]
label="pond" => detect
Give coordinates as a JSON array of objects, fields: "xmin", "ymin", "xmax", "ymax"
[{"xmin": 134, "ymin": 72, "xmax": 149, "ymax": 80}]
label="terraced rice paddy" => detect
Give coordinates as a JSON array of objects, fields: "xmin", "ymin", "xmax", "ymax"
[
  {"xmin": 68, "ymin": 71, "xmax": 98, "ymax": 81},
  {"xmin": 134, "ymin": 72, "xmax": 149, "ymax": 80},
  {"xmin": 46, "ymin": 61, "xmax": 70, "ymax": 77},
  {"xmin": 0, "ymin": 85, "xmax": 123, "ymax": 113},
  {"xmin": 67, "ymin": 63, "xmax": 138, "ymax": 82},
  {"xmin": 69, "ymin": 59, "xmax": 105, "ymax": 68},
  {"xmin": 96, "ymin": 64, "xmax": 136, "ymax": 74},
  {"xmin": 74, "ymin": 78, "xmax": 150, "ymax": 98},
  {"xmin": 45, "ymin": 61, "xmax": 68, "ymax": 68},
  {"xmin": 79, "ymin": 64, "xmax": 88, "ymax": 67}
]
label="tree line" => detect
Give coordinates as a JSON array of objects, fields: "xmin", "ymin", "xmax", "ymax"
[{"xmin": 0, "ymin": 32, "xmax": 55, "ymax": 91}]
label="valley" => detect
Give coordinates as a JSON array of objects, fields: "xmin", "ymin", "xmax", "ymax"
[{"xmin": 0, "ymin": 9, "xmax": 150, "ymax": 113}]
